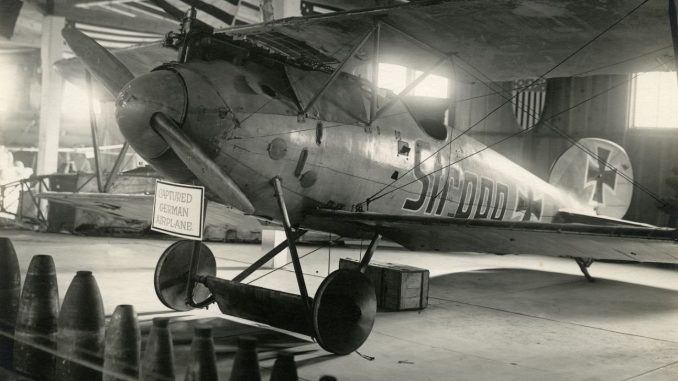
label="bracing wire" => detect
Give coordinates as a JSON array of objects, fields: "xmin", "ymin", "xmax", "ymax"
[
  {"xmin": 446, "ymin": 54, "xmax": 666, "ymax": 206},
  {"xmin": 366, "ymin": 69, "xmax": 662, "ymax": 206},
  {"xmin": 363, "ymin": 0, "xmax": 652, "ymax": 205},
  {"xmin": 246, "ymin": 235, "xmax": 344, "ymax": 284}
]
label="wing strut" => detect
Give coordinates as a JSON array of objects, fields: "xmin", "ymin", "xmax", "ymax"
[
  {"xmin": 574, "ymin": 257, "xmax": 596, "ymax": 282},
  {"xmin": 103, "ymin": 142, "xmax": 130, "ymax": 193},
  {"xmin": 370, "ymin": 19, "xmax": 381, "ymax": 124},
  {"xmin": 302, "ymin": 25, "xmax": 377, "ymax": 117},
  {"xmin": 369, "ymin": 21, "xmax": 455, "ymax": 121},
  {"xmin": 85, "ymin": 71, "xmax": 104, "ymax": 192},
  {"xmin": 375, "ymin": 53, "xmax": 452, "ymax": 119},
  {"xmin": 669, "ymin": 0, "xmax": 678, "ymax": 85},
  {"xmin": 359, "ymin": 233, "xmax": 381, "ymax": 273},
  {"xmin": 272, "ymin": 176, "xmax": 312, "ymax": 314}
]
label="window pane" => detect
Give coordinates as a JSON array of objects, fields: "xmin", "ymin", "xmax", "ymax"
[
  {"xmin": 633, "ymin": 71, "xmax": 678, "ymax": 128},
  {"xmin": 0, "ymin": 64, "xmax": 17, "ymax": 117},
  {"xmin": 413, "ymin": 70, "xmax": 449, "ymax": 98},
  {"xmin": 378, "ymin": 63, "xmax": 407, "ymax": 93},
  {"xmin": 377, "ymin": 63, "xmax": 450, "ymax": 99}
]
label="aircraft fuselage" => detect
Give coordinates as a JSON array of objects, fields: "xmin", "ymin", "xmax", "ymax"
[{"xmin": 116, "ymin": 58, "xmax": 591, "ymax": 233}]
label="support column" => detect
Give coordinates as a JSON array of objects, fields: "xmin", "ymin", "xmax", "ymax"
[
  {"xmin": 261, "ymin": 229, "xmax": 289, "ymax": 269},
  {"xmin": 272, "ymin": 0, "xmax": 300, "ymax": 19},
  {"xmin": 453, "ymin": 81, "xmax": 473, "ymax": 131},
  {"xmin": 37, "ymin": 16, "xmax": 65, "ymax": 175}
]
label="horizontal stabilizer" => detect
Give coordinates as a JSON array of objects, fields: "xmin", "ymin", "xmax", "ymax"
[{"xmin": 553, "ymin": 210, "xmax": 654, "ymax": 228}]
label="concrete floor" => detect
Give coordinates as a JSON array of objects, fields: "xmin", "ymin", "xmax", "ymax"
[{"xmin": 3, "ymin": 228, "xmax": 678, "ymax": 380}]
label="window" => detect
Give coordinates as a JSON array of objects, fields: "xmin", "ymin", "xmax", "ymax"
[
  {"xmin": 0, "ymin": 64, "xmax": 17, "ymax": 117},
  {"xmin": 630, "ymin": 71, "xmax": 678, "ymax": 129},
  {"xmin": 378, "ymin": 63, "xmax": 449, "ymax": 99},
  {"xmin": 62, "ymin": 81, "xmax": 101, "ymax": 120},
  {"xmin": 411, "ymin": 70, "xmax": 449, "ymax": 98}
]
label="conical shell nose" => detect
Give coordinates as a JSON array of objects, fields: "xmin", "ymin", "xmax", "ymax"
[
  {"xmin": 0, "ymin": 237, "xmax": 20, "ymax": 288},
  {"xmin": 56, "ymin": 271, "xmax": 105, "ymax": 380},
  {"xmin": 230, "ymin": 336, "xmax": 260, "ymax": 381},
  {"xmin": 59, "ymin": 271, "xmax": 105, "ymax": 330},
  {"xmin": 13, "ymin": 254, "xmax": 59, "ymax": 380},
  {"xmin": 270, "ymin": 351, "xmax": 297, "ymax": 381},
  {"xmin": 185, "ymin": 325, "xmax": 217, "ymax": 381},
  {"xmin": 0, "ymin": 237, "xmax": 20, "ymax": 370},
  {"xmin": 141, "ymin": 318, "xmax": 174, "ymax": 381},
  {"xmin": 104, "ymin": 305, "xmax": 140, "ymax": 381}
]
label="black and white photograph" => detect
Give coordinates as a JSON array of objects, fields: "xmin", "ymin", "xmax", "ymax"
[{"xmin": 1, "ymin": 0, "xmax": 677, "ymax": 379}]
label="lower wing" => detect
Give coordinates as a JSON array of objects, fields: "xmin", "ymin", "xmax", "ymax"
[
  {"xmin": 39, "ymin": 192, "xmax": 262, "ymax": 231},
  {"xmin": 303, "ymin": 210, "xmax": 678, "ymax": 263}
]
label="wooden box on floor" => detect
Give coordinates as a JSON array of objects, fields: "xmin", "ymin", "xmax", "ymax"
[{"xmin": 339, "ymin": 258, "xmax": 429, "ymax": 311}]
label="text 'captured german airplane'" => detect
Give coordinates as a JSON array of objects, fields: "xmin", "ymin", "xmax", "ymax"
[{"xmin": 46, "ymin": 0, "xmax": 678, "ymax": 354}]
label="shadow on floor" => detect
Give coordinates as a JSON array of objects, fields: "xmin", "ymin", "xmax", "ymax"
[{"xmin": 427, "ymin": 268, "xmax": 678, "ymax": 319}]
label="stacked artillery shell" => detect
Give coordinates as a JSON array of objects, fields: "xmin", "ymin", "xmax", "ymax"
[
  {"xmin": 141, "ymin": 318, "xmax": 175, "ymax": 381},
  {"xmin": 229, "ymin": 336, "xmax": 261, "ymax": 381},
  {"xmin": 56, "ymin": 271, "xmax": 105, "ymax": 381},
  {"xmin": 103, "ymin": 305, "xmax": 140, "ymax": 381},
  {"xmin": 185, "ymin": 326, "xmax": 218, "ymax": 381},
  {"xmin": 0, "ymin": 237, "xmax": 20, "ymax": 370},
  {"xmin": 13, "ymin": 255, "xmax": 59, "ymax": 380},
  {"xmin": 269, "ymin": 351, "xmax": 297, "ymax": 381}
]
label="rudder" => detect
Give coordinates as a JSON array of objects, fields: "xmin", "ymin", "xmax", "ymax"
[{"xmin": 548, "ymin": 138, "xmax": 633, "ymax": 219}]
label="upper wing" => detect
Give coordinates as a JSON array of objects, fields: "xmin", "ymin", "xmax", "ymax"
[
  {"xmin": 219, "ymin": 0, "xmax": 673, "ymax": 81},
  {"xmin": 55, "ymin": 42, "xmax": 174, "ymax": 100},
  {"xmin": 303, "ymin": 210, "xmax": 678, "ymax": 263}
]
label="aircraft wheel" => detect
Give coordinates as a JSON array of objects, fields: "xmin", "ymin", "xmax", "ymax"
[
  {"xmin": 154, "ymin": 240, "xmax": 216, "ymax": 311},
  {"xmin": 312, "ymin": 269, "xmax": 377, "ymax": 355}
]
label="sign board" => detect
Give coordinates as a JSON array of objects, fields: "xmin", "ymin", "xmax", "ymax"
[{"xmin": 151, "ymin": 180, "xmax": 205, "ymax": 240}]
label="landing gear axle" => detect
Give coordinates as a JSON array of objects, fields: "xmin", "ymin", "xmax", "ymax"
[{"xmin": 153, "ymin": 177, "xmax": 379, "ymax": 355}]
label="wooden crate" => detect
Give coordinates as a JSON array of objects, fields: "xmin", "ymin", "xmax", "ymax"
[{"xmin": 339, "ymin": 258, "xmax": 429, "ymax": 311}]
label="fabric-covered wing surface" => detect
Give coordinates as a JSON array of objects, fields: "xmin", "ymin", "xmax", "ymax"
[
  {"xmin": 220, "ymin": 0, "xmax": 673, "ymax": 81},
  {"xmin": 38, "ymin": 192, "xmax": 262, "ymax": 232},
  {"xmin": 303, "ymin": 210, "xmax": 678, "ymax": 263},
  {"xmin": 56, "ymin": 43, "xmax": 175, "ymax": 100}
]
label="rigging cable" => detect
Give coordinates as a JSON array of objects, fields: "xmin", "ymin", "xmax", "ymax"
[
  {"xmin": 366, "ymin": 68, "xmax": 663, "ymax": 206},
  {"xmin": 363, "ymin": 0, "xmax": 652, "ymax": 205}
]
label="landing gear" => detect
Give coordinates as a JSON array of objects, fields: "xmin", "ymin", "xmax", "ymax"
[
  {"xmin": 574, "ymin": 257, "xmax": 595, "ymax": 282},
  {"xmin": 153, "ymin": 177, "xmax": 378, "ymax": 355}
]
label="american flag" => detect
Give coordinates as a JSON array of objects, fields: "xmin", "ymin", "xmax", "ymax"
[{"xmin": 511, "ymin": 78, "xmax": 547, "ymax": 130}]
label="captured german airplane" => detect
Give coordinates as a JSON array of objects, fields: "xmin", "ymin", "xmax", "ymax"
[{"xmin": 47, "ymin": 0, "xmax": 678, "ymax": 354}]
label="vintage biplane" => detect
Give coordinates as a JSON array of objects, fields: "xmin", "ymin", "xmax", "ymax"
[{"xmin": 46, "ymin": 0, "xmax": 678, "ymax": 354}]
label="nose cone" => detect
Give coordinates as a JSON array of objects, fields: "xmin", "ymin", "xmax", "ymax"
[{"xmin": 115, "ymin": 70, "xmax": 186, "ymax": 159}]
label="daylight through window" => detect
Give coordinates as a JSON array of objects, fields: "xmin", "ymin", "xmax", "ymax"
[
  {"xmin": 630, "ymin": 71, "xmax": 678, "ymax": 129},
  {"xmin": 378, "ymin": 63, "xmax": 449, "ymax": 99}
]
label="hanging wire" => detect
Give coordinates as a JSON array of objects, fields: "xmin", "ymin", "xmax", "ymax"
[{"xmin": 246, "ymin": 235, "xmax": 344, "ymax": 284}]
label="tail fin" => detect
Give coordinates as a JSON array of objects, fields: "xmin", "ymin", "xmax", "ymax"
[{"xmin": 548, "ymin": 138, "xmax": 633, "ymax": 219}]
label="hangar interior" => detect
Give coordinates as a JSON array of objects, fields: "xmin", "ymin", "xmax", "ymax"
[{"xmin": 1, "ymin": 0, "xmax": 678, "ymax": 380}]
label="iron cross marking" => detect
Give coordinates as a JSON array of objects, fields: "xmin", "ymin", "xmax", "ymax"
[
  {"xmin": 516, "ymin": 189, "xmax": 542, "ymax": 222},
  {"xmin": 586, "ymin": 147, "xmax": 617, "ymax": 203}
]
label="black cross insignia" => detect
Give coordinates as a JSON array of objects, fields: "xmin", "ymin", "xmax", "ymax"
[
  {"xmin": 516, "ymin": 189, "xmax": 542, "ymax": 222},
  {"xmin": 586, "ymin": 147, "xmax": 617, "ymax": 203}
]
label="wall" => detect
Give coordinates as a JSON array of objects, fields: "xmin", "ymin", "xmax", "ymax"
[{"xmin": 454, "ymin": 75, "xmax": 678, "ymax": 226}]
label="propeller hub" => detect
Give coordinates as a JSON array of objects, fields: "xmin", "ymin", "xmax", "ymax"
[{"xmin": 115, "ymin": 70, "xmax": 187, "ymax": 159}]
